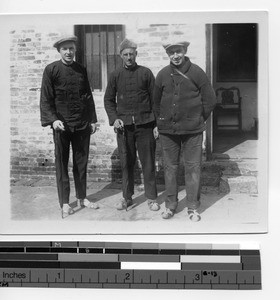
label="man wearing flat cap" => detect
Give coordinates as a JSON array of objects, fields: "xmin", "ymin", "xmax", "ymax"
[
  {"xmin": 153, "ymin": 40, "xmax": 216, "ymax": 221},
  {"xmin": 104, "ymin": 38, "xmax": 159, "ymax": 211},
  {"xmin": 40, "ymin": 35, "xmax": 99, "ymax": 218}
]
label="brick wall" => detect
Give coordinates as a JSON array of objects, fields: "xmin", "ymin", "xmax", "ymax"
[
  {"xmin": 10, "ymin": 26, "xmax": 72, "ymax": 182},
  {"xmin": 10, "ymin": 23, "xmax": 207, "ymax": 184}
]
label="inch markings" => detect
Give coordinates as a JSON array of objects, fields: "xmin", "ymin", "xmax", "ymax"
[{"xmin": 0, "ymin": 242, "xmax": 261, "ymax": 290}]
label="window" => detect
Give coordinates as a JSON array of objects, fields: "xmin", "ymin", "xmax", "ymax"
[{"xmin": 74, "ymin": 25, "xmax": 124, "ymax": 90}]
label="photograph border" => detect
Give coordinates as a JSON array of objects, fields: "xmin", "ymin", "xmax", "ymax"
[{"xmin": 0, "ymin": 10, "xmax": 268, "ymax": 235}]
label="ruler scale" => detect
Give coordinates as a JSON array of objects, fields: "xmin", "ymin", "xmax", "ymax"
[{"xmin": 0, "ymin": 242, "xmax": 261, "ymax": 290}]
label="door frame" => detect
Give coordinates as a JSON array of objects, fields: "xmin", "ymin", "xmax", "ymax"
[{"xmin": 205, "ymin": 24, "xmax": 214, "ymax": 159}]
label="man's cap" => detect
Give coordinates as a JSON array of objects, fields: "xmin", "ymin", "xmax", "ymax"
[
  {"xmin": 119, "ymin": 38, "xmax": 137, "ymax": 53},
  {"xmin": 53, "ymin": 36, "xmax": 78, "ymax": 49},
  {"xmin": 162, "ymin": 40, "xmax": 190, "ymax": 51}
]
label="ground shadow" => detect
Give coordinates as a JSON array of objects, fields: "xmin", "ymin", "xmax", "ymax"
[
  {"xmin": 213, "ymin": 131, "xmax": 257, "ymax": 153},
  {"xmin": 166, "ymin": 151, "xmax": 244, "ymax": 217}
]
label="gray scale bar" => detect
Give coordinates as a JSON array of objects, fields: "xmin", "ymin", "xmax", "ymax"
[
  {"xmin": 51, "ymin": 242, "xmax": 78, "ymax": 248},
  {"xmin": 132, "ymin": 243, "xmax": 159, "ymax": 249},
  {"xmin": 0, "ymin": 254, "xmax": 58, "ymax": 260},
  {"xmin": 241, "ymin": 255, "xmax": 261, "ymax": 265},
  {"xmin": 25, "ymin": 242, "xmax": 51, "ymax": 247},
  {"xmin": 119, "ymin": 254, "xmax": 180, "ymax": 262},
  {"xmin": 104, "ymin": 242, "xmax": 132, "ymax": 248},
  {"xmin": 0, "ymin": 242, "xmax": 25, "ymax": 247},
  {"xmin": 243, "ymin": 264, "xmax": 262, "ymax": 271},
  {"xmin": 58, "ymin": 253, "xmax": 119, "ymax": 262},
  {"xmin": 78, "ymin": 242, "xmax": 105, "ymax": 248},
  {"xmin": 241, "ymin": 256, "xmax": 261, "ymax": 270}
]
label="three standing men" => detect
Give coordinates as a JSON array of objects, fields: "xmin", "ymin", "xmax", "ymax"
[
  {"xmin": 40, "ymin": 36, "xmax": 99, "ymax": 218},
  {"xmin": 40, "ymin": 35, "xmax": 216, "ymax": 221},
  {"xmin": 104, "ymin": 39, "xmax": 159, "ymax": 211},
  {"xmin": 153, "ymin": 41, "xmax": 216, "ymax": 220}
]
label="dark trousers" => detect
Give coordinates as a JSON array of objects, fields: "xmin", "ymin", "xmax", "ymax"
[
  {"xmin": 53, "ymin": 128, "xmax": 91, "ymax": 208},
  {"xmin": 160, "ymin": 132, "xmax": 203, "ymax": 211},
  {"xmin": 117, "ymin": 123, "xmax": 157, "ymax": 201}
]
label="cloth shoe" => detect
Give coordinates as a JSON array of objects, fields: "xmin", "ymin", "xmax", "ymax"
[
  {"xmin": 61, "ymin": 204, "xmax": 74, "ymax": 219},
  {"xmin": 147, "ymin": 200, "xmax": 160, "ymax": 211},
  {"xmin": 161, "ymin": 208, "xmax": 175, "ymax": 219},
  {"xmin": 79, "ymin": 198, "xmax": 99, "ymax": 209},
  {"xmin": 116, "ymin": 199, "xmax": 133, "ymax": 210},
  {"xmin": 187, "ymin": 208, "xmax": 201, "ymax": 222}
]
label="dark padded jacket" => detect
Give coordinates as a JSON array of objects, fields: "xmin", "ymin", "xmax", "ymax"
[
  {"xmin": 153, "ymin": 57, "xmax": 216, "ymax": 134},
  {"xmin": 104, "ymin": 63, "xmax": 155, "ymax": 126},
  {"xmin": 40, "ymin": 60, "xmax": 97, "ymax": 131}
]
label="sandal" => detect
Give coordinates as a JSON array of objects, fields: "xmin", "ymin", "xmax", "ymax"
[
  {"xmin": 79, "ymin": 198, "xmax": 99, "ymax": 209},
  {"xmin": 187, "ymin": 208, "xmax": 201, "ymax": 222},
  {"xmin": 61, "ymin": 204, "xmax": 74, "ymax": 219},
  {"xmin": 148, "ymin": 201, "xmax": 160, "ymax": 211},
  {"xmin": 116, "ymin": 199, "xmax": 133, "ymax": 211},
  {"xmin": 161, "ymin": 208, "xmax": 174, "ymax": 219}
]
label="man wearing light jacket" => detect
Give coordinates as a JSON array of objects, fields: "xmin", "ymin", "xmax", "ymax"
[{"xmin": 153, "ymin": 40, "xmax": 216, "ymax": 221}]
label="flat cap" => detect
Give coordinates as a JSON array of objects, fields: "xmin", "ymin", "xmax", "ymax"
[
  {"xmin": 162, "ymin": 40, "xmax": 190, "ymax": 51},
  {"xmin": 119, "ymin": 38, "xmax": 137, "ymax": 53},
  {"xmin": 53, "ymin": 35, "xmax": 78, "ymax": 49}
]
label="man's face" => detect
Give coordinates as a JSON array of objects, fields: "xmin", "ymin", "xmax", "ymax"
[
  {"xmin": 59, "ymin": 41, "xmax": 76, "ymax": 65},
  {"xmin": 167, "ymin": 46, "xmax": 186, "ymax": 66},
  {"xmin": 121, "ymin": 48, "xmax": 137, "ymax": 68}
]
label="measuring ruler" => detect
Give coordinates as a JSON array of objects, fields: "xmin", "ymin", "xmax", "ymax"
[{"xmin": 0, "ymin": 241, "xmax": 261, "ymax": 290}]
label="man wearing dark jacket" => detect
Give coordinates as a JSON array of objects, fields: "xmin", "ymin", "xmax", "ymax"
[
  {"xmin": 104, "ymin": 38, "xmax": 159, "ymax": 211},
  {"xmin": 153, "ymin": 40, "xmax": 216, "ymax": 221},
  {"xmin": 40, "ymin": 36, "xmax": 98, "ymax": 218}
]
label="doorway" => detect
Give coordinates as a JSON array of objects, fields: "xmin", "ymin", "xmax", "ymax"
[{"xmin": 211, "ymin": 23, "xmax": 258, "ymax": 158}]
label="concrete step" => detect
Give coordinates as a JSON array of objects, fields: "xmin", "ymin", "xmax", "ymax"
[
  {"xmin": 202, "ymin": 159, "xmax": 258, "ymax": 176},
  {"xmin": 219, "ymin": 175, "xmax": 258, "ymax": 194},
  {"xmin": 202, "ymin": 159, "xmax": 258, "ymax": 193}
]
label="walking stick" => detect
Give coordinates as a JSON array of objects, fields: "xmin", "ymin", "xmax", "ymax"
[{"xmin": 115, "ymin": 125, "xmax": 128, "ymax": 211}]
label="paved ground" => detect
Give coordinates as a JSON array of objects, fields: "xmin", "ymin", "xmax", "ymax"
[
  {"xmin": 8, "ymin": 132, "xmax": 264, "ymax": 233},
  {"xmin": 10, "ymin": 180, "xmax": 265, "ymax": 234}
]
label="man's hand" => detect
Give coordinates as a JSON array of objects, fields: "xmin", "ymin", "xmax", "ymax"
[
  {"xmin": 90, "ymin": 123, "xmax": 97, "ymax": 134},
  {"xmin": 113, "ymin": 119, "xmax": 124, "ymax": 131},
  {"xmin": 53, "ymin": 120, "xmax": 65, "ymax": 131},
  {"xmin": 153, "ymin": 126, "xmax": 159, "ymax": 139}
]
